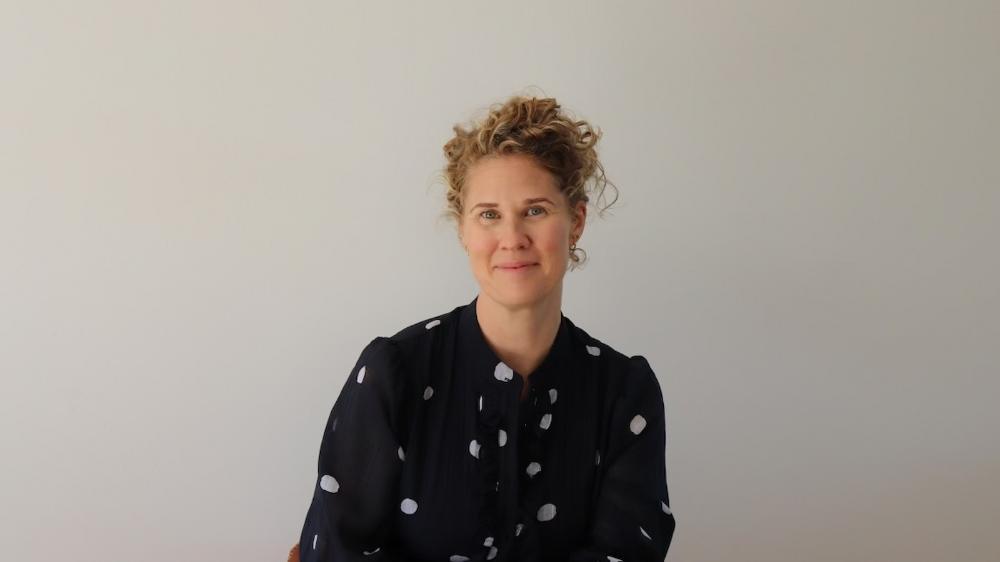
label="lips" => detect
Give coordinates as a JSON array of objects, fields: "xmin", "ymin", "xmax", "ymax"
[{"xmin": 496, "ymin": 262, "xmax": 538, "ymax": 270}]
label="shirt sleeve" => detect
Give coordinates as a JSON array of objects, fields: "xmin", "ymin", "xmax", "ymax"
[
  {"xmin": 298, "ymin": 337, "xmax": 406, "ymax": 562},
  {"xmin": 568, "ymin": 355, "xmax": 677, "ymax": 561}
]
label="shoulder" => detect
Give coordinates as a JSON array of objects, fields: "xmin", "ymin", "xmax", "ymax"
[
  {"xmin": 355, "ymin": 302, "xmax": 464, "ymax": 369},
  {"xmin": 566, "ymin": 317, "xmax": 663, "ymax": 401},
  {"xmin": 349, "ymin": 336, "xmax": 402, "ymax": 383},
  {"xmin": 565, "ymin": 318, "xmax": 628, "ymax": 363},
  {"xmin": 386, "ymin": 303, "xmax": 461, "ymax": 347},
  {"xmin": 386, "ymin": 305, "xmax": 459, "ymax": 343}
]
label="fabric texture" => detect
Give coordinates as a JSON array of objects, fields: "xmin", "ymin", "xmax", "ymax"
[{"xmin": 298, "ymin": 296, "xmax": 676, "ymax": 561}]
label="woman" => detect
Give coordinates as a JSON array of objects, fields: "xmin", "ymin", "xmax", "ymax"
[{"xmin": 294, "ymin": 95, "xmax": 676, "ymax": 561}]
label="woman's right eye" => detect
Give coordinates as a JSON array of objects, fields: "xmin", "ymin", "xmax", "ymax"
[{"xmin": 480, "ymin": 210, "xmax": 498, "ymax": 219}]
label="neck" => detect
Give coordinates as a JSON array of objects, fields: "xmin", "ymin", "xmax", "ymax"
[{"xmin": 475, "ymin": 287, "xmax": 563, "ymax": 380}]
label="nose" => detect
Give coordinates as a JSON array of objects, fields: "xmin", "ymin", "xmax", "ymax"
[{"xmin": 498, "ymin": 217, "xmax": 531, "ymax": 251}]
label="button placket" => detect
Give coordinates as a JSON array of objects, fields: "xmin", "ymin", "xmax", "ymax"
[{"xmin": 475, "ymin": 380, "xmax": 507, "ymax": 555}]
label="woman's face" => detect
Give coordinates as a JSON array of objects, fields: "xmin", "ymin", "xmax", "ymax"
[{"xmin": 458, "ymin": 154, "xmax": 586, "ymax": 309}]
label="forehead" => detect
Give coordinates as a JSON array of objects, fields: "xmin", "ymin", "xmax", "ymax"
[{"xmin": 464, "ymin": 154, "xmax": 561, "ymax": 201}]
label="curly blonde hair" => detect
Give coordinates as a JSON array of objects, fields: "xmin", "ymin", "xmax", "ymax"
[{"xmin": 440, "ymin": 94, "xmax": 618, "ymax": 270}]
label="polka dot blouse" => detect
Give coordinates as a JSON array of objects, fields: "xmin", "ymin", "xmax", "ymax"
[{"xmin": 298, "ymin": 296, "xmax": 676, "ymax": 561}]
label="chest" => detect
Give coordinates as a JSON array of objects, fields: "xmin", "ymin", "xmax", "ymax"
[{"xmin": 393, "ymin": 370, "xmax": 606, "ymax": 561}]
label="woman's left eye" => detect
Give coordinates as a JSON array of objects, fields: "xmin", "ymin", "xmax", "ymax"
[{"xmin": 527, "ymin": 207, "xmax": 547, "ymax": 216}]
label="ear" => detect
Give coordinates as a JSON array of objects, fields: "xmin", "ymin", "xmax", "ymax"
[{"xmin": 570, "ymin": 200, "xmax": 587, "ymax": 241}]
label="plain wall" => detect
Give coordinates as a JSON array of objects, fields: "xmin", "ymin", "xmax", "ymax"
[{"xmin": 2, "ymin": 1, "xmax": 997, "ymax": 561}]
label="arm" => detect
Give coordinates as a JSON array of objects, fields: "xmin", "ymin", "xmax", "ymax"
[
  {"xmin": 569, "ymin": 355, "xmax": 677, "ymax": 561},
  {"xmin": 298, "ymin": 337, "xmax": 405, "ymax": 561}
]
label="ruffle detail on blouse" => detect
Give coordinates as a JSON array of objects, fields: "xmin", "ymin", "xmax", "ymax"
[{"xmin": 474, "ymin": 382, "xmax": 505, "ymax": 560}]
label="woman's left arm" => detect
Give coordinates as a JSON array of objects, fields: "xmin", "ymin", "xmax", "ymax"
[{"xmin": 568, "ymin": 355, "xmax": 677, "ymax": 561}]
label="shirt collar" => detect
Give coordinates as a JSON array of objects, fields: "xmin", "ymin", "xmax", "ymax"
[{"xmin": 458, "ymin": 294, "xmax": 573, "ymax": 389}]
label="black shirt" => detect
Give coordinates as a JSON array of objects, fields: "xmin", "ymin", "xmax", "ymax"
[{"xmin": 298, "ymin": 295, "xmax": 676, "ymax": 561}]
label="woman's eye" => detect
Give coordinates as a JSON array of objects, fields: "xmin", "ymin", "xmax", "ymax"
[{"xmin": 480, "ymin": 207, "xmax": 545, "ymax": 220}]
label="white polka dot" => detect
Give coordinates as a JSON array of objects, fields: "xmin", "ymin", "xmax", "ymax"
[
  {"xmin": 397, "ymin": 446, "xmax": 405, "ymax": 461},
  {"xmin": 469, "ymin": 439, "xmax": 481, "ymax": 459},
  {"xmin": 640, "ymin": 525, "xmax": 651, "ymax": 539},
  {"xmin": 449, "ymin": 556, "xmax": 469, "ymax": 562},
  {"xmin": 498, "ymin": 429, "xmax": 507, "ymax": 447},
  {"xmin": 356, "ymin": 365, "xmax": 366, "ymax": 383},
  {"xmin": 494, "ymin": 361, "xmax": 514, "ymax": 382},
  {"xmin": 549, "ymin": 388, "xmax": 558, "ymax": 404},
  {"xmin": 607, "ymin": 557, "xmax": 622, "ymax": 562},
  {"xmin": 586, "ymin": 344, "xmax": 601, "ymax": 356},
  {"xmin": 331, "ymin": 417, "xmax": 338, "ymax": 432},
  {"xmin": 364, "ymin": 547, "xmax": 381, "ymax": 555},
  {"xmin": 423, "ymin": 386, "xmax": 434, "ymax": 400},
  {"xmin": 595, "ymin": 450, "xmax": 601, "ymax": 465},
  {"xmin": 539, "ymin": 413, "xmax": 552, "ymax": 430},
  {"xmin": 630, "ymin": 414, "xmax": 647, "ymax": 435},
  {"xmin": 662, "ymin": 500, "xmax": 672, "ymax": 515},
  {"xmin": 319, "ymin": 474, "xmax": 339, "ymax": 493},
  {"xmin": 487, "ymin": 546, "xmax": 498, "ymax": 560},
  {"xmin": 526, "ymin": 462, "xmax": 541, "ymax": 477},
  {"xmin": 478, "ymin": 395, "xmax": 483, "ymax": 411},
  {"xmin": 483, "ymin": 536, "xmax": 494, "ymax": 547},
  {"xmin": 537, "ymin": 503, "xmax": 557, "ymax": 522},
  {"xmin": 514, "ymin": 523, "xmax": 524, "ymax": 536},
  {"xmin": 495, "ymin": 480, "xmax": 500, "ymax": 491},
  {"xmin": 400, "ymin": 498, "xmax": 418, "ymax": 514},
  {"xmin": 425, "ymin": 319, "xmax": 441, "ymax": 329},
  {"xmin": 312, "ymin": 534, "xmax": 317, "ymax": 550}
]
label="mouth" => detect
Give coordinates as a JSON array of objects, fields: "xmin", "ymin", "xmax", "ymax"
[{"xmin": 496, "ymin": 263, "xmax": 538, "ymax": 271}]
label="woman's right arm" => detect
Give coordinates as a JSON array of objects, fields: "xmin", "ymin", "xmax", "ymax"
[{"xmin": 298, "ymin": 337, "xmax": 406, "ymax": 561}]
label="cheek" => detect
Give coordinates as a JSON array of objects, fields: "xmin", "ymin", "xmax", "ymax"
[
  {"xmin": 466, "ymin": 239, "xmax": 496, "ymax": 267},
  {"xmin": 467, "ymin": 237, "xmax": 494, "ymax": 255},
  {"xmin": 461, "ymin": 228, "xmax": 489, "ymax": 251},
  {"xmin": 538, "ymin": 229, "xmax": 568, "ymax": 255}
]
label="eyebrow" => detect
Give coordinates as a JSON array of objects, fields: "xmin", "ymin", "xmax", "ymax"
[{"xmin": 468, "ymin": 197, "xmax": 556, "ymax": 213}]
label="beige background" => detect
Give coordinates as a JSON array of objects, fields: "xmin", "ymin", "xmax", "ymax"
[{"xmin": 2, "ymin": 1, "xmax": 998, "ymax": 561}]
